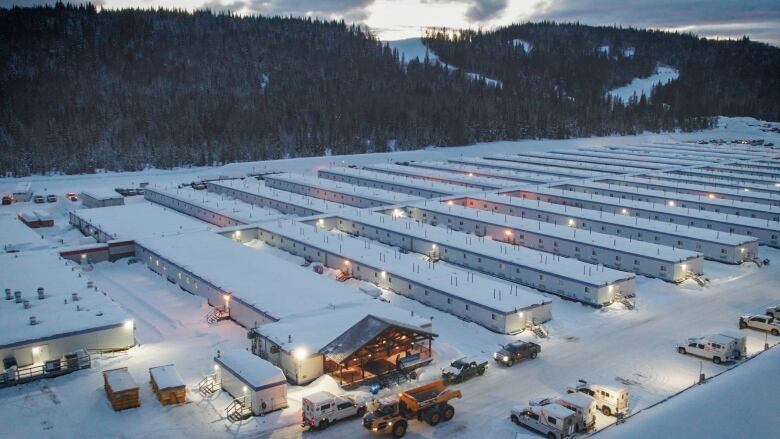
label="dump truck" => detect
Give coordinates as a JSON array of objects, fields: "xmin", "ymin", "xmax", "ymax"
[{"xmin": 362, "ymin": 379, "xmax": 462, "ymax": 438}]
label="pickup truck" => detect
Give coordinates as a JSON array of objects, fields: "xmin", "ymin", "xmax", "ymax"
[
  {"xmin": 442, "ymin": 357, "xmax": 487, "ymax": 384},
  {"xmin": 302, "ymin": 391, "xmax": 366, "ymax": 430},
  {"xmin": 739, "ymin": 315, "xmax": 780, "ymax": 336},
  {"xmin": 494, "ymin": 341, "xmax": 540, "ymax": 367}
]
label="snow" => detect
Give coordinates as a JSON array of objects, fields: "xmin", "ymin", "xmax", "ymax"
[
  {"xmin": 512, "ymin": 39, "xmax": 533, "ymax": 53},
  {"xmin": 0, "ymin": 212, "xmax": 49, "ymax": 252},
  {"xmin": 486, "ymin": 153, "xmax": 650, "ymax": 174},
  {"xmin": 149, "ymin": 364, "xmax": 185, "ymax": 390},
  {"xmin": 414, "ymin": 201, "xmax": 701, "ymax": 262},
  {"xmin": 387, "ymin": 38, "xmax": 501, "ymax": 87},
  {"xmin": 599, "ymin": 175, "xmax": 780, "ymax": 204},
  {"xmin": 104, "ymin": 368, "xmax": 138, "ymax": 392},
  {"xmin": 523, "ymin": 150, "xmax": 674, "ymax": 169},
  {"xmin": 209, "ymin": 178, "xmax": 352, "ymax": 215},
  {"xmin": 215, "ymin": 349, "xmax": 285, "ymax": 390},
  {"xmin": 326, "ymin": 209, "xmax": 635, "ymax": 287},
  {"xmin": 577, "ymin": 146, "xmax": 718, "ymax": 165},
  {"xmin": 598, "ymin": 45, "xmax": 611, "ymax": 55},
  {"xmin": 598, "ymin": 346, "xmax": 780, "ymax": 438},
  {"xmin": 71, "ymin": 202, "xmax": 212, "ymax": 241},
  {"xmin": 265, "ymin": 172, "xmax": 425, "ymax": 205},
  {"xmin": 81, "ymin": 189, "xmax": 123, "ymax": 201},
  {"xmin": 677, "ymin": 167, "xmax": 780, "ymax": 184},
  {"xmin": 608, "ymin": 65, "xmax": 680, "ymax": 102},
  {"xmin": 0, "ymin": 251, "xmax": 128, "ymax": 348}
]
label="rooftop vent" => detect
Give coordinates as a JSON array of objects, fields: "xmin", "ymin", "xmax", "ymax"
[
  {"xmin": 14, "ymin": 290, "xmax": 22, "ymax": 303},
  {"xmin": 23, "ymin": 300, "xmax": 30, "ymax": 309},
  {"xmin": 37, "ymin": 287, "xmax": 45, "ymax": 300},
  {"xmin": 71, "ymin": 292, "xmax": 79, "ymax": 302},
  {"xmin": 30, "ymin": 316, "xmax": 38, "ymax": 326},
  {"xmin": 4, "ymin": 288, "xmax": 11, "ymax": 300}
]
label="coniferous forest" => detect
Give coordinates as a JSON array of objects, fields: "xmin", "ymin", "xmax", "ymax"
[{"xmin": 1, "ymin": 4, "xmax": 778, "ymax": 175}]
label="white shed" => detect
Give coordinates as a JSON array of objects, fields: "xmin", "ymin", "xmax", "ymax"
[{"xmin": 215, "ymin": 350, "xmax": 287, "ymax": 416}]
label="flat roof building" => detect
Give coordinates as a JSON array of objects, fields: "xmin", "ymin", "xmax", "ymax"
[
  {"xmin": 80, "ymin": 190, "xmax": 125, "ymax": 208},
  {"xmin": 404, "ymin": 161, "xmax": 562, "ymax": 184},
  {"xmin": 264, "ymin": 173, "xmax": 424, "ymax": 208},
  {"xmin": 318, "ymin": 167, "xmax": 474, "ymax": 198}
]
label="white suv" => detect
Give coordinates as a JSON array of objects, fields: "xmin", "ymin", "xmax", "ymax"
[{"xmin": 740, "ymin": 315, "xmax": 780, "ymax": 336}]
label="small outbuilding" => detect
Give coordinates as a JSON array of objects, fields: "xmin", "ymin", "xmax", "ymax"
[
  {"xmin": 81, "ymin": 190, "xmax": 125, "ymax": 208},
  {"xmin": 18, "ymin": 210, "xmax": 53, "ymax": 228},
  {"xmin": 149, "ymin": 364, "xmax": 186, "ymax": 406},
  {"xmin": 103, "ymin": 367, "xmax": 140, "ymax": 411},
  {"xmin": 215, "ymin": 350, "xmax": 287, "ymax": 416}
]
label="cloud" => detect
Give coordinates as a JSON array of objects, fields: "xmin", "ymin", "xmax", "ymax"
[
  {"xmin": 463, "ymin": 0, "xmax": 506, "ymax": 21},
  {"xmin": 203, "ymin": 0, "xmax": 377, "ymax": 21},
  {"xmin": 527, "ymin": 0, "xmax": 780, "ymax": 45}
]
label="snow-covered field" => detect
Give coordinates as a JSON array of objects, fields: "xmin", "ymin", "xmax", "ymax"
[
  {"xmin": 608, "ymin": 65, "xmax": 680, "ymax": 102},
  {"xmin": 1, "ymin": 117, "xmax": 779, "ymax": 439}
]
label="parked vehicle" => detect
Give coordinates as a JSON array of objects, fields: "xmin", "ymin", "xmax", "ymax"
[
  {"xmin": 676, "ymin": 333, "xmax": 746, "ymax": 364},
  {"xmin": 494, "ymin": 341, "xmax": 541, "ymax": 366},
  {"xmin": 66, "ymin": 192, "xmax": 78, "ymax": 201},
  {"xmin": 556, "ymin": 393, "xmax": 597, "ymax": 432},
  {"xmin": 510, "ymin": 403, "xmax": 577, "ymax": 439},
  {"xmin": 766, "ymin": 305, "xmax": 780, "ymax": 319},
  {"xmin": 566, "ymin": 380, "xmax": 628, "ymax": 417},
  {"xmin": 1, "ymin": 196, "xmax": 13, "ymax": 205},
  {"xmin": 46, "ymin": 194, "xmax": 57, "ymax": 203},
  {"xmin": 302, "ymin": 391, "xmax": 366, "ymax": 430},
  {"xmin": 362, "ymin": 379, "xmax": 461, "ymax": 438},
  {"xmin": 33, "ymin": 195, "xmax": 45, "ymax": 203},
  {"xmin": 442, "ymin": 357, "xmax": 487, "ymax": 384},
  {"xmin": 739, "ymin": 315, "xmax": 780, "ymax": 336}
]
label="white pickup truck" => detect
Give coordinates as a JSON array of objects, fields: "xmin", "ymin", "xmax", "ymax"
[
  {"xmin": 677, "ymin": 333, "xmax": 746, "ymax": 364},
  {"xmin": 302, "ymin": 391, "xmax": 366, "ymax": 430},
  {"xmin": 740, "ymin": 314, "xmax": 780, "ymax": 336}
]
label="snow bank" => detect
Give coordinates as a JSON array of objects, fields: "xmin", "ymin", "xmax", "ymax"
[{"xmin": 608, "ymin": 65, "xmax": 679, "ymax": 102}]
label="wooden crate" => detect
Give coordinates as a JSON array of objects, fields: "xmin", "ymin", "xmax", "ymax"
[
  {"xmin": 149, "ymin": 364, "xmax": 186, "ymax": 406},
  {"xmin": 103, "ymin": 367, "xmax": 140, "ymax": 411}
]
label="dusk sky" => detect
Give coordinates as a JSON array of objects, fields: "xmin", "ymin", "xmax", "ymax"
[{"xmin": 3, "ymin": 0, "xmax": 779, "ymax": 45}]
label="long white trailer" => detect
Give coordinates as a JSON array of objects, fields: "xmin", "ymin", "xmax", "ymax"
[
  {"xmin": 669, "ymin": 168, "xmax": 780, "ymax": 185},
  {"xmin": 634, "ymin": 173, "xmax": 780, "ymax": 194},
  {"xmin": 600, "ymin": 145, "xmax": 753, "ymax": 161},
  {"xmin": 452, "ymin": 193, "xmax": 757, "ymax": 263},
  {"xmin": 395, "ymin": 202, "xmax": 703, "ymax": 282},
  {"xmin": 362, "ymin": 163, "xmax": 520, "ymax": 190},
  {"xmin": 450, "ymin": 157, "xmax": 609, "ymax": 179},
  {"xmin": 263, "ymin": 173, "xmax": 424, "ymax": 208},
  {"xmin": 509, "ymin": 151, "xmax": 670, "ymax": 170},
  {"xmin": 548, "ymin": 181, "xmax": 780, "ymax": 221},
  {"xmin": 405, "ymin": 161, "xmax": 562, "ymax": 184},
  {"xmin": 573, "ymin": 147, "xmax": 726, "ymax": 164},
  {"xmin": 635, "ymin": 143, "xmax": 774, "ymax": 158},
  {"xmin": 310, "ymin": 211, "xmax": 636, "ymax": 306},
  {"xmin": 703, "ymin": 164, "xmax": 780, "ymax": 178},
  {"xmin": 207, "ymin": 179, "xmax": 349, "ymax": 217},
  {"xmin": 484, "ymin": 154, "xmax": 647, "ymax": 174},
  {"xmin": 317, "ymin": 167, "xmax": 473, "ymax": 198},
  {"xmin": 236, "ymin": 220, "xmax": 553, "ymax": 335},
  {"xmin": 593, "ymin": 176, "xmax": 780, "ymax": 206}
]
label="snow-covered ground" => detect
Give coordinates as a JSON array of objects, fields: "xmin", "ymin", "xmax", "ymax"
[
  {"xmin": 1, "ymin": 117, "xmax": 779, "ymax": 439},
  {"xmin": 608, "ymin": 65, "xmax": 680, "ymax": 102},
  {"xmin": 388, "ymin": 38, "xmax": 502, "ymax": 87}
]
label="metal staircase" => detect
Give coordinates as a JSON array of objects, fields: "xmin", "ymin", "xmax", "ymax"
[
  {"xmin": 197, "ymin": 373, "xmax": 218, "ymax": 397},
  {"xmin": 685, "ymin": 271, "xmax": 709, "ymax": 287},
  {"xmin": 614, "ymin": 292, "xmax": 636, "ymax": 310},
  {"xmin": 526, "ymin": 322, "xmax": 548, "ymax": 338},
  {"xmin": 335, "ymin": 269, "xmax": 352, "ymax": 282},
  {"xmin": 206, "ymin": 306, "xmax": 229, "ymax": 324},
  {"xmin": 226, "ymin": 396, "xmax": 252, "ymax": 422}
]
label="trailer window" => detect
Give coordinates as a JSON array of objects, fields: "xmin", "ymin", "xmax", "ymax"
[{"xmin": 547, "ymin": 417, "xmax": 557, "ymax": 425}]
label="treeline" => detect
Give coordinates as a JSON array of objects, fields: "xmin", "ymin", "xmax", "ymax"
[{"xmin": 1, "ymin": 6, "xmax": 760, "ymax": 175}]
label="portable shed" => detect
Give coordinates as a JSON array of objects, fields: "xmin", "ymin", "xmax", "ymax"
[
  {"xmin": 215, "ymin": 350, "xmax": 287, "ymax": 416},
  {"xmin": 103, "ymin": 367, "xmax": 140, "ymax": 411},
  {"xmin": 149, "ymin": 364, "xmax": 186, "ymax": 406}
]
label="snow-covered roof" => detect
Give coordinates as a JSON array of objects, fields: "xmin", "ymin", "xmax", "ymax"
[
  {"xmin": 539, "ymin": 403, "xmax": 576, "ymax": 419},
  {"xmin": 255, "ymin": 300, "xmax": 430, "ymax": 355},
  {"xmin": 510, "ymin": 151, "xmax": 665, "ymax": 170},
  {"xmin": 607, "ymin": 144, "xmax": 760, "ymax": 161},
  {"xmin": 0, "ymin": 251, "xmax": 128, "ymax": 348},
  {"xmin": 362, "ymin": 163, "xmax": 520, "ymax": 189},
  {"xmin": 325, "ymin": 210, "xmax": 634, "ymax": 286},
  {"xmin": 320, "ymin": 167, "xmax": 474, "ymax": 196},
  {"xmin": 0, "ymin": 212, "xmax": 48, "ymax": 252},
  {"xmin": 104, "ymin": 367, "xmax": 138, "ymax": 392},
  {"xmin": 265, "ymin": 173, "xmax": 424, "ymax": 205},
  {"xmin": 634, "ymin": 172, "xmax": 777, "ymax": 192},
  {"xmin": 215, "ymin": 349, "xmax": 286, "ymax": 391},
  {"xmin": 449, "ymin": 157, "xmax": 608, "ymax": 179},
  {"xmin": 574, "ymin": 147, "xmax": 716, "ymax": 165},
  {"xmin": 405, "ymin": 161, "xmax": 562, "ymax": 184},
  {"xmin": 145, "ymin": 186, "xmax": 287, "ymax": 224},
  {"xmin": 13, "ymin": 182, "xmax": 31, "ymax": 193},
  {"xmin": 485, "ymin": 153, "xmax": 648, "ymax": 174},
  {"xmin": 597, "ymin": 347, "xmax": 780, "ymax": 439},
  {"xmin": 72, "ymin": 202, "xmax": 212, "ymax": 241},
  {"xmin": 558, "ymin": 392, "xmax": 593, "ymax": 407},
  {"xmin": 595, "ymin": 176, "xmax": 780, "ymax": 204},
  {"xmin": 209, "ymin": 178, "xmax": 350, "ymax": 214},
  {"xmin": 81, "ymin": 189, "xmax": 123, "ymax": 201},
  {"xmin": 149, "ymin": 364, "xmax": 185, "ymax": 390},
  {"xmin": 137, "ymin": 231, "xmax": 381, "ymax": 320},
  {"xmin": 674, "ymin": 167, "xmax": 780, "ymax": 184},
  {"xmin": 254, "ymin": 219, "xmax": 552, "ymax": 314}
]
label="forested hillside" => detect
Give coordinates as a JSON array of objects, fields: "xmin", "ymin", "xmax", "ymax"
[{"xmin": 1, "ymin": 5, "xmax": 775, "ymax": 175}]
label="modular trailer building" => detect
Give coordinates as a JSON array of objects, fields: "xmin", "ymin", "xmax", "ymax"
[
  {"xmin": 214, "ymin": 350, "xmax": 288, "ymax": 415},
  {"xmin": 449, "ymin": 157, "xmax": 609, "ymax": 179},
  {"xmin": 393, "ymin": 203, "xmax": 702, "ymax": 282},
  {"xmin": 80, "ymin": 190, "xmax": 125, "ymax": 208},
  {"xmin": 484, "ymin": 154, "xmax": 649, "ymax": 174},
  {"xmin": 264, "ymin": 173, "xmax": 423, "ymax": 208},
  {"xmin": 237, "ymin": 220, "xmax": 553, "ymax": 335},
  {"xmin": 545, "ymin": 182, "xmax": 780, "ymax": 222},
  {"xmin": 0, "ymin": 251, "xmax": 134, "ymax": 377},
  {"xmin": 317, "ymin": 167, "xmax": 472, "ymax": 198},
  {"xmin": 405, "ymin": 161, "xmax": 562, "ymax": 184},
  {"xmin": 559, "ymin": 148, "xmax": 714, "ymax": 166},
  {"xmin": 144, "ymin": 186, "xmax": 287, "ymax": 227},
  {"xmin": 593, "ymin": 176, "xmax": 780, "ymax": 206},
  {"xmin": 362, "ymin": 163, "xmax": 520, "ymax": 190},
  {"xmin": 460, "ymin": 192, "xmax": 759, "ymax": 263},
  {"xmin": 309, "ymin": 212, "xmax": 636, "ymax": 306},
  {"xmin": 631, "ymin": 173, "xmax": 779, "ymax": 194},
  {"xmin": 207, "ymin": 179, "xmax": 348, "ymax": 217},
  {"xmin": 600, "ymin": 145, "xmax": 758, "ymax": 162},
  {"xmin": 504, "ymin": 151, "xmax": 671, "ymax": 170},
  {"xmin": 703, "ymin": 164, "xmax": 780, "ymax": 178},
  {"xmin": 668, "ymin": 168, "xmax": 780, "ymax": 185}
]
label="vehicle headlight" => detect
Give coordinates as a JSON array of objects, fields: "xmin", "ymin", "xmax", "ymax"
[{"xmin": 503, "ymin": 356, "xmax": 509, "ymax": 362}]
